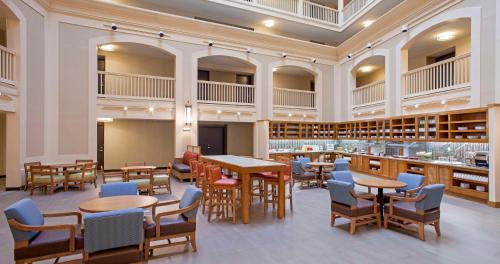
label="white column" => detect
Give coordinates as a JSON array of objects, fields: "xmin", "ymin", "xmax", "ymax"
[
  {"xmin": 338, "ymin": 0, "xmax": 344, "ymax": 24},
  {"xmin": 298, "ymin": 0, "xmax": 304, "ymax": 16},
  {"xmin": 488, "ymin": 105, "xmax": 500, "ymax": 207},
  {"xmin": 253, "ymin": 120, "xmax": 269, "ymax": 159}
]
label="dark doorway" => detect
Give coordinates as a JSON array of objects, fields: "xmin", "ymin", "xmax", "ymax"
[
  {"xmin": 198, "ymin": 70, "xmax": 210, "ymax": 81},
  {"xmin": 198, "ymin": 125, "xmax": 226, "ymax": 155},
  {"xmin": 97, "ymin": 122, "xmax": 105, "ymax": 170},
  {"xmin": 236, "ymin": 74, "xmax": 254, "ymax": 85}
]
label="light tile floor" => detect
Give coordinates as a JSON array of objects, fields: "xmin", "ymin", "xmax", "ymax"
[{"xmin": 0, "ymin": 172, "xmax": 499, "ymax": 264}]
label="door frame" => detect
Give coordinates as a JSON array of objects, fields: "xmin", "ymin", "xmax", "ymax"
[
  {"xmin": 198, "ymin": 124, "xmax": 227, "ymax": 155},
  {"xmin": 97, "ymin": 122, "xmax": 105, "ymax": 170}
]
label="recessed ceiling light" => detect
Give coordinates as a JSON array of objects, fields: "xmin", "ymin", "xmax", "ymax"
[
  {"xmin": 99, "ymin": 44, "xmax": 115, "ymax": 52},
  {"xmin": 123, "ymin": 106, "xmax": 128, "ymax": 111},
  {"xmin": 272, "ymin": 68, "xmax": 278, "ymax": 72},
  {"xmin": 288, "ymin": 113, "xmax": 292, "ymax": 117},
  {"xmin": 362, "ymin": 20, "xmax": 374, "ymax": 28},
  {"xmin": 415, "ymin": 104, "xmax": 420, "ymax": 109},
  {"xmin": 359, "ymin": 66, "xmax": 374, "ymax": 73},
  {"xmin": 436, "ymin": 31, "xmax": 455, "ymax": 41},
  {"xmin": 217, "ymin": 109, "xmax": 222, "ymax": 114},
  {"xmin": 303, "ymin": 114, "xmax": 307, "ymax": 118},
  {"xmin": 441, "ymin": 100, "xmax": 447, "ymax": 105},
  {"xmin": 149, "ymin": 106, "xmax": 154, "ymax": 112},
  {"xmin": 371, "ymin": 110, "xmax": 376, "ymax": 114},
  {"xmin": 237, "ymin": 112, "xmax": 241, "ymax": 116},
  {"xmin": 264, "ymin": 19, "xmax": 275, "ymax": 28}
]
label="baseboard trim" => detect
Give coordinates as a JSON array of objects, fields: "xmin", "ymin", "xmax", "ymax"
[{"xmin": 487, "ymin": 201, "xmax": 500, "ymax": 208}]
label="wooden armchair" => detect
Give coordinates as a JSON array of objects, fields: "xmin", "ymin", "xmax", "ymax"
[
  {"xmin": 152, "ymin": 164, "xmax": 172, "ymax": 194},
  {"xmin": 172, "ymin": 145, "xmax": 201, "ymax": 183},
  {"xmin": 144, "ymin": 186, "xmax": 202, "ymax": 260},
  {"xmin": 126, "ymin": 168, "xmax": 153, "ymax": 195},
  {"xmin": 327, "ymin": 180, "xmax": 381, "ymax": 234},
  {"xmin": 384, "ymin": 184, "xmax": 445, "ymax": 241},
  {"xmin": 23, "ymin": 161, "xmax": 41, "ymax": 191},
  {"xmin": 383, "ymin": 173, "xmax": 425, "ymax": 202},
  {"xmin": 65, "ymin": 162, "xmax": 98, "ymax": 191},
  {"xmin": 4, "ymin": 198, "xmax": 83, "ymax": 264},
  {"xmin": 291, "ymin": 160, "xmax": 317, "ymax": 188},
  {"xmin": 30, "ymin": 165, "xmax": 66, "ymax": 195}
]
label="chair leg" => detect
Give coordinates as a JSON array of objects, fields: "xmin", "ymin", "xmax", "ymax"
[
  {"xmin": 30, "ymin": 185, "xmax": 34, "ymax": 195},
  {"xmin": 190, "ymin": 232, "xmax": 197, "ymax": 252},
  {"xmin": 434, "ymin": 220, "xmax": 441, "ymax": 237},
  {"xmin": 418, "ymin": 223, "xmax": 426, "ymax": 241},
  {"xmin": 94, "ymin": 179, "xmax": 97, "ymax": 188},
  {"xmin": 144, "ymin": 239, "xmax": 150, "ymax": 260},
  {"xmin": 350, "ymin": 219, "xmax": 356, "ymax": 234},
  {"xmin": 207, "ymin": 188, "xmax": 214, "ymax": 222},
  {"xmin": 232, "ymin": 188, "xmax": 237, "ymax": 224},
  {"xmin": 331, "ymin": 212, "xmax": 336, "ymax": 227},
  {"xmin": 288, "ymin": 181, "xmax": 293, "ymax": 212},
  {"xmin": 80, "ymin": 182, "xmax": 85, "ymax": 191},
  {"xmin": 263, "ymin": 182, "xmax": 268, "ymax": 213},
  {"xmin": 384, "ymin": 216, "xmax": 389, "ymax": 229},
  {"xmin": 376, "ymin": 214, "xmax": 381, "ymax": 228}
]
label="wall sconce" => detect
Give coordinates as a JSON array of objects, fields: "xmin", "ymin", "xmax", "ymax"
[{"xmin": 184, "ymin": 102, "xmax": 192, "ymax": 131}]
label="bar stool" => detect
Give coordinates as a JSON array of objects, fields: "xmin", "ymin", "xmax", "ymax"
[
  {"xmin": 198, "ymin": 162, "xmax": 213, "ymax": 214},
  {"xmin": 261, "ymin": 165, "xmax": 293, "ymax": 213},
  {"xmin": 207, "ymin": 166, "xmax": 241, "ymax": 224}
]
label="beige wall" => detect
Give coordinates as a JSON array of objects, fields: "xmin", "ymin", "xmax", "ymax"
[
  {"xmin": 208, "ymin": 70, "xmax": 237, "ymax": 83},
  {"xmin": 0, "ymin": 113, "xmax": 5, "ymax": 176},
  {"xmin": 226, "ymin": 123, "xmax": 253, "ymax": 156},
  {"xmin": 103, "ymin": 119, "xmax": 175, "ymax": 170},
  {"xmin": 408, "ymin": 35, "xmax": 471, "ymax": 70},
  {"xmin": 356, "ymin": 68, "xmax": 385, "ymax": 87},
  {"xmin": 98, "ymin": 50, "xmax": 175, "ymax": 77},
  {"xmin": 273, "ymin": 73, "xmax": 314, "ymax": 91}
]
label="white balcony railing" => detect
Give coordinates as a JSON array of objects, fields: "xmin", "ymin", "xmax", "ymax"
[
  {"xmin": 97, "ymin": 71, "xmax": 175, "ymax": 100},
  {"xmin": 273, "ymin": 87, "xmax": 316, "ymax": 109},
  {"xmin": 343, "ymin": 0, "xmax": 373, "ymax": 21},
  {"xmin": 352, "ymin": 80, "xmax": 385, "ymax": 108},
  {"xmin": 233, "ymin": 0, "xmax": 338, "ymax": 25},
  {"xmin": 402, "ymin": 53, "xmax": 471, "ymax": 98},
  {"xmin": 197, "ymin": 80, "xmax": 255, "ymax": 105},
  {"xmin": 0, "ymin": 45, "xmax": 15, "ymax": 85}
]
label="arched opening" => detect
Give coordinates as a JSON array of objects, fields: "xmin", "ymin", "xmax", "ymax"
[
  {"xmin": 401, "ymin": 18, "xmax": 471, "ymax": 100},
  {"xmin": 95, "ymin": 42, "xmax": 176, "ymax": 170},
  {"xmin": 351, "ymin": 55, "xmax": 385, "ymax": 110},
  {"xmin": 272, "ymin": 65, "xmax": 316, "ymax": 109},
  {"xmin": 196, "ymin": 55, "xmax": 256, "ymax": 157}
]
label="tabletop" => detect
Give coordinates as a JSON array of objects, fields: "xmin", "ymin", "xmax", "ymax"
[
  {"xmin": 307, "ymin": 162, "xmax": 334, "ymax": 166},
  {"xmin": 121, "ymin": 165, "xmax": 157, "ymax": 171},
  {"xmin": 202, "ymin": 155, "xmax": 286, "ymax": 171},
  {"xmin": 79, "ymin": 195, "xmax": 158, "ymax": 213},
  {"xmin": 46, "ymin": 163, "xmax": 78, "ymax": 169},
  {"xmin": 354, "ymin": 178, "xmax": 407, "ymax": 189}
]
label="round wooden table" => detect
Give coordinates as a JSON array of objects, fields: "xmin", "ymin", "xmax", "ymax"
[
  {"xmin": 307, "ymin": 162, "xmax": 334, "ymax": 187},
  {"xmin": 354, "ymin": 178, "xmax": 407, "ymax": 221},
  {"xmin": 79, "ymin": 195, "xmax": 158, "ymax": 213}
]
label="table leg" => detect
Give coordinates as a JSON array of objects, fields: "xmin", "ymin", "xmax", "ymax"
[
  {"xmin": 241, "ymin": 173, "xmax": 251, "ymax": 224},
  {"xmin": 377, "ymin": 188, "xmax": 384, "ymax": 221},
  {"xmin": 277, "ymin": 171, "xmax": 285, "ymax": 219},
  {"xmin": 318, "ymin": 165, "xmax": 323, "ymax": 187}
]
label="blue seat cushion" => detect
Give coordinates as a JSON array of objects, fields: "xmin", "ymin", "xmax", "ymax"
[
  {"xmin": 173, "ymin": 162, "xmax": 191, "ymax": 173},
  {"xmin": 179, "ymin": 186, "xmax": 203, "ymax": 219},
  {"xmin": 4, "ymin": 199, "xmax": 44, "ymax": 242}
]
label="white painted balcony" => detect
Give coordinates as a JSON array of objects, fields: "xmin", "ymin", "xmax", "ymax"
[
  {"xmin": 222, "ymin": 0, "xmax": 339, "ymax": 25},
  {"xmin": 352, "ymin": 80, "xmax": 385, "ymax": 108},
  {"xmin": 402, "ymin": 53, "xmax": 471, "ymax": 99},
  {"xmin": 273, "ymin": 87, "xmax": 316, "ymax": 109},
  {"xmin": 343, "ymin": 0, "xmax": 373, "ymax": 22},
  {"xmin": 197, "ymin": 80, "xmax": 256, "ymax": 105},
  {"xmin": 0, "ymin": 45, "xmax": 15, "ymax": 86},
  {"xmin": 97, "ymin": 71, "xmax": 175, "ymax": 100}
]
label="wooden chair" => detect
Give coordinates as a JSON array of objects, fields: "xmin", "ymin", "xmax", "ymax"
[
  {"xmin": 144, "ymin": 186, "xmax": 202, "ymax": 260},
  {"xmin": 384, "ymin": 184, "xmax": 445, "ymax": 241},
  {"xmin": 125, "ymin": 168, "xmax": 153, "ymax": 195},
  {"xmin": 383, "ymin": 173, "xmax": 425, "ymax": 202},
  {"xmin": 65, "ymin": 162, "xmax": 98, "ymax": 191},
  {"xmin": 262, "ymin": 164, "xmax": 294, "ymax": 213},
  {"xmin": 23, "ymin": 161, "xmax": 41, "ymax": 191},
  {"xmin": 198, "ymin": 162, "xmax": 215, "ymax": 214},
  {"xmin": 327, "ymin": 180, "xmax": 381, "ymax": 234},
  {"xmin": 30, "ymin": 165, "xmax": 66, "ymax": 195},
  {"xmin": 102, "ymin": 170, "xmax": 125, "ymax": 184},
  {"xmin": 152, "ymin": 164, "xmax": 172, "ymax": 194},
  {"xmin": 207, "ymin": 166, "xmax": 241, "ymax": 224},
  {"xmin": 291, "ymin": 160, "xmax": 318, "ymax": 188},
  {"xmin": 4, "ymin": 198, "xmax": 83, "ymax": 264}
]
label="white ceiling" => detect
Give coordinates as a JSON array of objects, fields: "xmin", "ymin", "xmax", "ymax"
[
  {"xmin": 98, "ymin": 42, "xmax": 175, "ymax": 60},
  {"xmin": 198, "ymin": 55, "xmax": 256, "ymax": 73},
  {"xmin": 109, "ymin": 0, "xmax": 403, "ymax": 46},
  {"xmin": 274, "ymin": 65, "xmax": 315, "ymax": 77}
]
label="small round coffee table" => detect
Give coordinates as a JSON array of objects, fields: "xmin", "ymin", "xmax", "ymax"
[
  {"xmin": 354, "ymin": 178, "xmax": 407, "ymax": 221},
  {"xmin": 79, "ymin": 195, "xmax": 158, "ymax": 213},
  {"xmin": 307, "ymin": 162, "xmax": 334, "ymax": 187}
]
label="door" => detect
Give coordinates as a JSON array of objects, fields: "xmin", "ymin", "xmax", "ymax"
[
  {"xmin": 198, "ymin": 125, "xmax": 226, "ymax": 155},
  {"xmin": 97, "ymin": 122, "xmax": 104, "ymax": 170}
]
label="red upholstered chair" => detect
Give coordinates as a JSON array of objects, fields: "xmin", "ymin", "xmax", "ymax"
[
  {"xmin": 261, "ymin": 164, "xmax": 294, "ymax": 213},
  {"xmin": 206, "ymin": 166, "xmax": 241, "ymax": 224}
]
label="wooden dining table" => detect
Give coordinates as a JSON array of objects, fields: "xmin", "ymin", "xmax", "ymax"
[
  {"xmin": 79, "ymin": 195, "xmax": 159, "ymax": 213},
  {"xmin": 201, "ymin": 155, "xmax": 288, "ymax": 224},
  {"xmin": 120, "ymin": 165, "xmax": 157, "ymax": 171},
  {"xmin": 354, "ymin": 178, "xmax": 407, "ymax": 221}
]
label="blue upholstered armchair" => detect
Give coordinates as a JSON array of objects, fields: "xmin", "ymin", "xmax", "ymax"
[
  {"xmin": 327, "ymin": 180, "xmax": 380, "ymax": 234},
  {"xmin": 144, "ymin": 186, "xmax": 203, "ymax": 260},
  {"xmin": 4, "ymin": 198, "xmax": 83, "ymax": 264},
  {"xmin": 384, "ymin": 173, "xmax": 425, "ymax": 202},
  {"xmin": 83, "ymin": 208, "xmax": 144, "ymax": 263},
  {"xmin": 291, "ymin": 160, "xmax": 317, "ymax": 188},
  {"xmin": 384, "ymin": 184, "xmax": 445, "ymax": 241},
  {"xmin": 331, "ymin": 171, "xmax": 354, "ymax": 186},
  {"xmin": 333, "ymin": 158, "xmax": 350, "ymax": 171},
  {"xmin": 100, "ymin": 182, "xmax": 138, "ymax": 197}
]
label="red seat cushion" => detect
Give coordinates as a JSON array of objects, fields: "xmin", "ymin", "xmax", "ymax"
[
  {"xmin": 182, "ymin": 151, "xmax": 199, "ymax": 165},
  {"xmin": 262, "ymin": 174, "xmax": 291, "ymax": 182},
  {"xmin": 213, "ymin": 178, "xmax": 241, "ymax": 187}
]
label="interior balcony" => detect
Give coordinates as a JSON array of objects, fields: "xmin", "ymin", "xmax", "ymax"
[
  {"xmin": 0, "ymin": 13, "xmax": 18, "ymax": 113},
  {"xmin": 95, "ymin": 42, "xmax": 176, "ymax": 120},
  {"xmin": 351, "ymin": 55, "xmax": 385, "ymax": 117}
]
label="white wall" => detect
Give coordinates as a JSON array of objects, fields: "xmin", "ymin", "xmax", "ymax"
[{"xmin": 0, "ymin": 113, "xmax": 5, "ymax": 176}]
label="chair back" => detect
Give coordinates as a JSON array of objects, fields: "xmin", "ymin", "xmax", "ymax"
[
  {"xmin": 208, "ymin": 166, "xmax": 222, "ymax": 184},
  {"xmin": 100, "ymin": 182, "xmax": 138, "ymax": 197},
  {"xmin": 291, "ymin": 161, "xmax": 305, "ymax": 175},
  {"xmin": 126, "ymin": 168, "xmax": 153, "ymax": 182},
  {"xmin": 84, "ymin": 208, "xmax": 144, "ymax": 253},
  {"xmin": 333, "ymin": 158, "xmax": 349, "ymax": 171},
  {"xmin": 4, "ymin": 199, "xmax": 44, "ymax": 242},
  {"xmin": 326, "ymin": 180, "xmax": 357, "ymax": 206},
  {"xmin": 397, "ymin": 173, "xmax": 425, "ymax": 192},
  {"xmin": 190, "ymin": 159, "xmax": 199, "ymax": 175},
  {"xmin": 296, "ymin": 157, "xmax": 312, "ymax": 168},
  {"xmin": 24, "ymin": 161, "xmax": 41, "ymax": 179},
  {"xmin": 179, "ymin": 186, "xmax": 203, "ymax": 219},
  {"xmin": 331, "ymin": 171, "xmax": 354, "ymax": 185},
  {"xmin": 30, "ymin": 165, "xmax": 55, "ymax": 181},
  {"xmin": 415, "ymin": 184, "xmax": 445, "ymax": 211}
]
